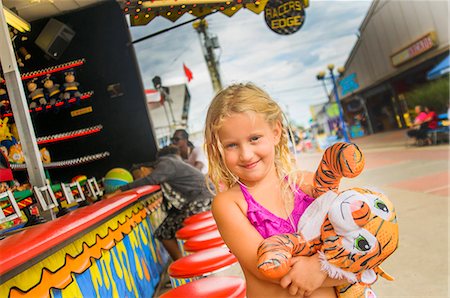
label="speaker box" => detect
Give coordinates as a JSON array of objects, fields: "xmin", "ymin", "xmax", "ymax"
[{"xmin": 35, "ymin": 18, "xmax": 75, "ymax": 60}]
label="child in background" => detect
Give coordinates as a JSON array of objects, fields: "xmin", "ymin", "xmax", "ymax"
[{"xmin": 204, "ymin": 83, "xmax": 345, "ymax": 298}]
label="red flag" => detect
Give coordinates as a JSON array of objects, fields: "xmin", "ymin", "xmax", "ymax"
[{"xmin": 183, "ymin": 63, "xmax": 193, "ymax": 82}]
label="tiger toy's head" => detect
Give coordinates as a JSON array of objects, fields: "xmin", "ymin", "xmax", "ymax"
[{"xmin": 319, "ymin": 187, "xmax": 398, "ymax": 284}]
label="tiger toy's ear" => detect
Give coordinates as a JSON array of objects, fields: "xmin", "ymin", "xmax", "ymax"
[{"xmin": 312, "ymin": 142, "xmax": 365, "ymax": 198}]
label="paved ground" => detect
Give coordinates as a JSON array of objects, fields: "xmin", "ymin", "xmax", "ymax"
[
  {"xmin": 156, "ymin": 129, "xmax": 449, "ymax": 297},
  {"xmin": 298, "ymin": 129, "xmax": 449, "ymax": 298}
]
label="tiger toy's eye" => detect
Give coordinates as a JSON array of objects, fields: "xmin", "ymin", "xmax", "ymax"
[
  {"xmin": 374, "ymin": 198, "xmax": 388, "ymax": 213},
  {"xmin": 355, "ymin": 235, "xmax": 371, "ymax": 251}
]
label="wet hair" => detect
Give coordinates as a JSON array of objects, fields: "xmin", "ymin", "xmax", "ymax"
[
  {"xmin": 173, "ymin": 129, "xmax": 189, "ymax": 140},
  {"xmin": 156, "ymin": 145, "xmax": 180, "ymax": 158},
  {"xmin": 204, "ymin": 82, "xmax": 296, "ymax": 193}
]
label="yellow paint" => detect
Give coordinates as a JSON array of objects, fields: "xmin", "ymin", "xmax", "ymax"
[
  {"xmin": 129, "ymin": 228, "xmax": 144, "ymax": 280},
  {"xmin": 2, "ymin": 193, "xmax": 162, "ymax": 297},
  {"xmin": 70, "ymin": 106, "xmax": 93, "ymax": 117},
  {"xmin": 56, "ymin": 277, "xmax": 83, "ymax": 298}
]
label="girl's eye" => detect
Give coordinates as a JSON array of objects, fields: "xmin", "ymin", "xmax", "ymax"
[
  {"xmin": 250, "ymin": 136, "xmax": 261, "ymax": 142},
  {"xmin": 225, "ymin": 143, "xmax": 237, "ymax": 149}
]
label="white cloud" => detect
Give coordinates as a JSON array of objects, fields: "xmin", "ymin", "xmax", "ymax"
[{"xmin": 130, "ymin": 0, "xmax": 372, "ymax": 132}]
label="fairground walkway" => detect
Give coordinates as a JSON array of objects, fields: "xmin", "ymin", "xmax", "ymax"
[{"xmin": 298, "ymin": 129, "xmax": 449, "ymax": 297}]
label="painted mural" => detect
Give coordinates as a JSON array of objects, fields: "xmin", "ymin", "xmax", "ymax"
[{"xmin": 1, "ymin": 192, "xmax": 169, "ymax": 298}]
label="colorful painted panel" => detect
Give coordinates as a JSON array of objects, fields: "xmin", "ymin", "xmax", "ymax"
[{"xmin": 0, "ymin": 192, "xmax": 169, "ymax": 298}]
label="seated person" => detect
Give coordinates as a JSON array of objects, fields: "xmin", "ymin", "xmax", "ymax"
[
  {"xmin": 408, "ymin": 106, "xmax": 438, "ymax": 144},
  {"xmin": 104, "ymin": 146, "xmax": 214, "ymax": 260},
  {"xmin": 407, "ymin": 105, "xmax": 429, "ymax": 142}
]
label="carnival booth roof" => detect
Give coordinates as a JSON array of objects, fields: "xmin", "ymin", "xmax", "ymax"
[
  {"xmin": 3, "ymin": 1, "xmax": 271, "ymax": 27},
  {"xmin": 427, "ymin": 55, "xmax": 450, "ymax": 80}
]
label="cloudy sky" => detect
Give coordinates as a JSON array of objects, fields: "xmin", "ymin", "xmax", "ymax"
[{"xmin": 129, "ymin": 0, "xmax": 372, "ymax": 134}]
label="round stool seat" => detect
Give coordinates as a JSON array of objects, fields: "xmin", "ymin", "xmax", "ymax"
[
  {"xmin": 184, "ymin": 229, "xmax": 225, "ymax": 253},
  {"xmin": 183, "ymin": 210, "xmax": 213, "ymax": 226},
  {"xmin": 176, "ymin": 217, "xmax": 217, "ymax": 240},
  {"xmin": 169, "ymin": 247, "xmax": 237, "ymax": 278},
  {"xmin": 160, "ymin": 276, "xmax": 246, "ymax": 298}
]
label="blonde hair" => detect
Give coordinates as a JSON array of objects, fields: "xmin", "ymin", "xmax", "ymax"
[{"xmin": 204, "ymin": 83, "xmax": 297, "ymax": 194}]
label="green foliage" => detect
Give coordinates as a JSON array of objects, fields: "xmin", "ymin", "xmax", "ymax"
[{"xmin": 405, "ymin": 77, "xmax": 449, "ymax": 112}]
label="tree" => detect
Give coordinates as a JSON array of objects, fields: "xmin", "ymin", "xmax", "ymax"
[{"xmin": 405, "ymin": 77, "xmax": 449, "ymax": 112}]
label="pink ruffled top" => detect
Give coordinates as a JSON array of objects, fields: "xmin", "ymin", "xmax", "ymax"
[{"xmin": 239, "ymin": 184, "xmax": 314, "ymax": 239}]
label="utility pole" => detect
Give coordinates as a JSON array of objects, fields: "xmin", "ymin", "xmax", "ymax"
[{"xmin": 193, "ymin": 19, "xmax": 222, "ymax": 93}]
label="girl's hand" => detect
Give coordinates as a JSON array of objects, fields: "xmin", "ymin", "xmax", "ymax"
[{"xmin": 279, "ymin": 255, "xmax": 327, "ymax": 297}]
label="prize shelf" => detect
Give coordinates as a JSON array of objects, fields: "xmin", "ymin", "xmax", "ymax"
[
  {"xmin": 36, "ymin": 125, "xmax": 103, "ymax": 145},
  {"xmin": 0, "ymin": 59, "xmax": 85, "ymax": 84},
  {"xmin": 6, "ymin": 58, "xmax": 110, "ymax": 172},
  {"xmin": 1, "ymin": 91, "xmax": 94, "ymax": 118},
  {"xmin": 10, "ymin": 152, "xmax": 110, "ymax": 170}
]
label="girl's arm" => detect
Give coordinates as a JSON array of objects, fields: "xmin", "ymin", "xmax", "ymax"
[
  {"xmin": 280, "ymin": 254, "xmax": 347, "ymax": 296},
  {"xmin": 212, "ymin": 191, "xmax": 278, "ymax": 283}
]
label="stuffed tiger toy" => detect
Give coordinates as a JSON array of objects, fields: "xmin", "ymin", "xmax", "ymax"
[{"xmin": 257, "ymin": 142, "xmax": 399, "ymax": 298}]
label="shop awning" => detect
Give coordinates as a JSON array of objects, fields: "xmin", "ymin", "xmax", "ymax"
[
  {"xmin": 123, "ymin": 0, "xmax": 269, "ymax": 26},
  {"xmin": 427, "ymin": 55, "xmax": 450, "ymax": 80}
]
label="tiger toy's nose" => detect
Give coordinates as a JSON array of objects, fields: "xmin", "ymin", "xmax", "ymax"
[{"xmin": 351, "ymin": 200, "xmax": 370, "ymax": 227}]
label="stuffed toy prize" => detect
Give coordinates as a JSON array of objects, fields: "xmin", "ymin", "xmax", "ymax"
[{"xmin": 256, "ymin": 142, "xmax": 399, "ymax": 298}]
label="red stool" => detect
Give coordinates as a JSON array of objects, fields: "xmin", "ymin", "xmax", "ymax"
[
  {"xmin": 176, "ymin": 217, "xmax": 217, "ymax": 256},
  {"xmin": 184, "ymin": 229, "xmax": 225, "ymax": 254},
  {"xmin": 168, "ymin": 247, "xmax": 239, "ymax": 288},
  {"xmin": 183, "ymin": 210, "xmax": 213, "ymax": 226},
  {"xmin": 160, "ymin": 276, "xmax": 246, "ymax": 298}
]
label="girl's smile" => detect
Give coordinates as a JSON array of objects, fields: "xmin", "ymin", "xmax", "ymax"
[
  {"xmin": 242, "ymin": 160, "xmax": 260, "ymax": 169},
  {"xmin": 218, "ymin": 111, "xmax": 281, "ymax": 186}
]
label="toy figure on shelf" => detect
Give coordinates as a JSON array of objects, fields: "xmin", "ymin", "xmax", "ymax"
[
  {"xmin": 42, "ymin": 74, "xmax": 62, "ymax": 105},
  {"xmin": 27, "ymin": 78, "xmax": 46, "ymax": 109},
  {"xmin": 0, "ymin": 148, "xmax": 13, "ymax": 183},
  {"xmin": 9, "ymin": 27, "xmax": 30, "ymax": 67},
  {"xmin": 0, "ymin": 85, "xmax": 11, "ymax": 115},
  {"xmin": 0, "ymin": 117, "xmax": 18, "ymax": 150},
  {"xmin": 40, "ymin": 147, "xmax": 51, "ymax": 163},
  {"xmin": 8, "ymin": 144, "xmax": 24, "ymax": 164},
  {"xmin": 62, "ymin": 70, "xmax": 81, "ymax": 103}
]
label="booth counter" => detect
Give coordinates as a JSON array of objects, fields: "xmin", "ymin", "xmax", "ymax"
[{"xmin": 0, "ymin": 185, "xmax": 169, "ymax": 297}]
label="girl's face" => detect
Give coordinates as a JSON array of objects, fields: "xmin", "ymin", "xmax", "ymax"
[{"xmin": 218, "ymin": 112, "xmax": 281, "ymax": 186}]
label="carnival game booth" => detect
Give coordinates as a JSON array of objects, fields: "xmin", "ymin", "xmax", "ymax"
[
  {"xmin": 0, "ymin": 185, "xmax": 170, "ymax": 297},
  {"xmin": 0, "ymin": 0, "xmax": 161, "ymax": 241},
  {"xmin": 0, "ymin": 0, "xmax": 304, "ymax": 296}
]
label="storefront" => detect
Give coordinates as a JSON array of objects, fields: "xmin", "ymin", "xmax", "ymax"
[{"xmin": 336, "ymin": 0, "xmax": 449, "ymax": 134}]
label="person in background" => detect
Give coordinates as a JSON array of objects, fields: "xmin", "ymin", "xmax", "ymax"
[
  {"xmin": 424, "ymin": 106, "xmax": 438, "ymax": 130},
  {"xmin": 407, "ymin": 105, "xmax": 428, "ymax": 142},
  {"xmin": 204, "ymin": 83, "xmax": 345, "ymax": 298},
  {"xmin": 103, "ymin": 146, "xmax": 213, "ymax": 261},
  {"xmin": 407, "ymin": 105, "xmax": 438, "ymax": 145},
  {"xmin": 171, "ymin": 129, "xmax": 208, "ymax": 174}
]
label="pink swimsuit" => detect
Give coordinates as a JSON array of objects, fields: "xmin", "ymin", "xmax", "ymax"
[{"xmin": 239, "ymin": 184, "xmax": 314, "ymax": 239}]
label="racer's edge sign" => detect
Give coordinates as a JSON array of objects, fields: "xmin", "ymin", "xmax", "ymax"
[{"xmin": 264, "ymin": 0, "xmax": 307, "ymax": 35}]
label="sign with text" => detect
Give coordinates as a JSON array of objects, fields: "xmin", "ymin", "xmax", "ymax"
[
  {"xmin": 339, "ymin": 73, "xmax": 359, "ymax": 96},
  {"xmin": 391, "ymin": 32, "xmax": 438, "ymax": 67},
  {"xmin": 264, "ymin": 0, "xmax": 307, "ymax": 35}
]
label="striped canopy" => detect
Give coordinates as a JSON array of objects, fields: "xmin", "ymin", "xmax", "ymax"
[{"xmin": 122, "ymin": 0, "xmax": 270, "ymax": 26}]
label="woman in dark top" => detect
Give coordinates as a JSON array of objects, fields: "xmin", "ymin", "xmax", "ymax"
[{"xmin": 105, "ymin": 146, "xmax": 213, "ymax": 260}]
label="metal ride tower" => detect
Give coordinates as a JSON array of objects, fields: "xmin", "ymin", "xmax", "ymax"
[{"xmin": 193, "ymin": 19, "xmax": 222, "ymax": 93}]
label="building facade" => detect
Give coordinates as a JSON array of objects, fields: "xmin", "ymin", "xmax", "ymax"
[{"xmin": 336, "ymin": 0, "xmax": 449, "ymax": 135}]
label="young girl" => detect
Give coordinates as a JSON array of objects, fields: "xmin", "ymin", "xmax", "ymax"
[{"xmin": 204, "ymin": 83, "xmax": 346, "ymax": 298}]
